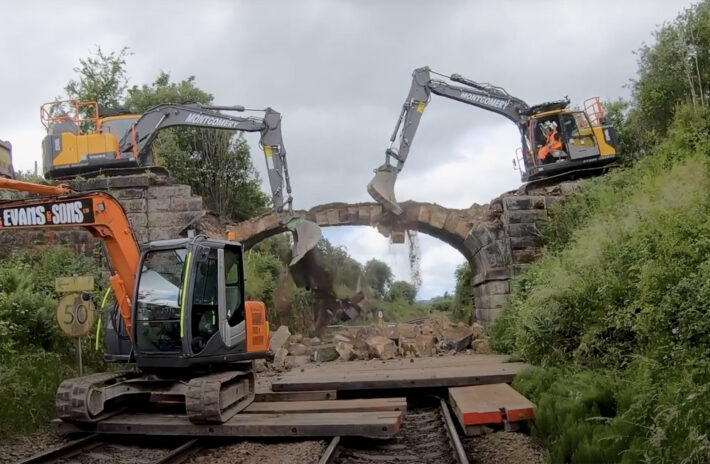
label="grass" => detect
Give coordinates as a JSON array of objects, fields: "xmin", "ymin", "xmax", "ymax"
[{"xmin": 492, "ymin": 106, "xmax": 710, "ymax": 462}]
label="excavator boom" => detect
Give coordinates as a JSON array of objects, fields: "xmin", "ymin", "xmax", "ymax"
[
  {"xmin": 0, "ymin": 178, "xmax": 140, "ymax": 335},
  {"xmin": 118, "ymin": 104, "xmax": 320, "ymax": 262}
]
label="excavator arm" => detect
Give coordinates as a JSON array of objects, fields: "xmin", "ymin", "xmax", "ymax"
[
  {"xmin": 120, "ymin": 103, "xmax": 320, "ymax": 263},
  {"xmin": 368, "ymin": 66, "xmax": 567, "ymax": 215},
  {"xmin": 0, "ymin": 178, "xmax": 140, "ymax": 337},
  {"xmin": 120, "ymin": 104, "xmax": 294, "ymax": 214}
]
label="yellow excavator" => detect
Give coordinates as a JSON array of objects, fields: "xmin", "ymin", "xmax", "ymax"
[
  {"xmin": 0, "ymin": 139, "xmax": 13, "ymax": 179},
  {"xmin": 368, "ymin": 66, "xmax": 619, "ymax": 215},
  {"xmin": 39, "ymin": 99, "xmax": 321, "ymax": 264}
]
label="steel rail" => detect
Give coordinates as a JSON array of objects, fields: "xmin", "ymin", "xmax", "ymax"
[
  {"xmin": 317, "ymin": 436, "xmax": 341, "ymax": 464},
  {"xmin": 15, "ymin": 433, "xmax": 102, "ymax": 464},
  {"xmin": 439, "ymin": 398, "xmax": 470, "ymax": 464},
  {"xmin": 152, "ymin": 438, "xmax": 203, "ymax": 464}
]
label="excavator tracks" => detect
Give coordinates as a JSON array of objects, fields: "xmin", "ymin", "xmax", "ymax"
[
  {"xmin": 185, "ymin": 370, "xmax": 255, "ymax": 424},
  {"xmin": 56, "ymin": 372, "xmax": 128, "ymax": 423}
]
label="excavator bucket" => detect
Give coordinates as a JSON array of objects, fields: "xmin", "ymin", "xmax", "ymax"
[
  {"xmin": 367, "ymin": 164, "xmax": 403, "ymax": 216},
  {"xmin": 285, "ymin": 217, "xmax": 322, "ymax": 266}
]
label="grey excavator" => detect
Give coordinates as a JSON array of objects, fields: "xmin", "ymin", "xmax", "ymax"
[
  {"xmin": 368, "ymin": 66, "xmax": 619, "ymax": 215},
  {"xmin": 43, "ymin": 101, "xmax": 321, "ymax": 265}
]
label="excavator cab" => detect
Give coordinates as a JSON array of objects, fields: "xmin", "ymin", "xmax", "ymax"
[
  {"xmin": 40, "ymin": 100, "xmax": 140, "ymax": 179},
  {"xmin": 518, "ymin": 98, "xmax": 618, "ymax": 181},
  {"xmin": 102, "ymin": 236, "xmax": 268, "ymax": 370}
]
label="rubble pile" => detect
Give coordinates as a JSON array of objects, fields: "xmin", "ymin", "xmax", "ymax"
[{"xmin": 267, "ymin": 315, "xmax": 489, "ymax": 370}]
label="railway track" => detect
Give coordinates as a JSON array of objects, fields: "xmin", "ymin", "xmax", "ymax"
[
  {"xmin": 320, "ymin": 398, "xmax": 469, "ymax": 464},
  {"xmin": 15, "ymin": 435, "xmax": 203, "ymax": 464}
]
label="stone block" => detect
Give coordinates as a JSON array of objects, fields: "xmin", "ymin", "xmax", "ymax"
[
  {"xmin": 346, "ymin": 206, "xmax": 359, "ymax": 223},
  {"xmin": 147, "ymin": 185, "xmax": 191, "ymax": 199},
  {"xmin": 121, "ymin": 198, "xmax": 147, "ymax": 213},
  {"xmin": 395, "ymin": 323, "xmax": 419, "ymax": 339},
  {"xmin": 311, "ymin": 344, "xmax": 339, "ymax": 362},
  {"xmin": 506, "ymin": 223, "xmax": 541, "ymax": 237},
  {"xmin": 471, "ymin": 322, "xmax": 485, "ymax": 339},
  {"xmin": 269, "ymin": 325, "xmax": 291, "ymax": 351},
  {"xmin": 358, "ymin": 206, "xmax": 371, "ymax": 223},
  {"xmin": 438, "ymin": 327, "xmax": 473, "ymax": 352},
  {"xmin": 133, "ymin": 228, "xmax": 149, "ymax": 244},
  {"xmin": 400, "ymin": 334, "xmax": 436, "ymax": 357},
  {"xmin": 503, "ymin": 210, "xmax": 547, "ymax": 225},
  {"xmin": 471, "ymin": 338, "xmax": 490, "ymax": 354},
  {"xmin": 509, "ymin": 236, "xmax": 543, "ymax": 250},
  {"xmin": 473, "ymin": 280, "xmax": 510, "ymax": 297},
  {"xmin": 403, "ymin": 204, "xmax": 421, "ymax": 225},
  {"xmin": 475, "ymin": 307, "xmax": 504, "ymax": 326},
  {"xmin": 369, "ymin": 205, "xmax": 382, "ymax": 225},
  {"xmin": 272, "ymin": 347, "xmax": 288, "ymax": 371},
  {"xmin": 475, "ymin": 293, "xmax": 508, "ymax": 310},
  {"xmin": 513, "ymin": 248, "xmax": 542, "ymax": 264},
  {"xmin": 314, "ymin": 210, "xmax": 329, "ymax": 225},
  {"xmin": 326, "ymin": 209, "xmax": 340, "ymax": 225},
  {"xmin": 365, "ymin": 335, "xmax": 397, "ymax": 360},
  {"xmin": 148, "ymin": 228, "xmax": 173, "ymax": 242},
  {"xmin": 147, "ymin": 198, "xmax": 171, "ymax": 212},
  {"xmin": 502, "ymin": 195, "xmax": 545, "ymax": 211},
  {"xmin": 126, "ymin": 213, "xmax": 148, "ymax": 229},
  {"xmin": 112, "ymin": 188, "xmax": 145, "ymax": 200},
  {"xmin": 428, "ymin": 206, "xmax": 448, "ymax": 229},
  {"xmin": 170, "ymin": 197, "xmax": 203, "ymax": 212},
  {"xmin": 477, "ymin": 242, "xmax": 507, "ymax": 269}
]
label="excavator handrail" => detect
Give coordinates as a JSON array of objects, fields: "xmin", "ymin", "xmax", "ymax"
[{"xmin": 40, "ymin": 99, "xmax": 101, "ymax": 132}]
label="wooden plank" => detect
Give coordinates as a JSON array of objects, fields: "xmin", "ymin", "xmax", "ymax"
[
  {"xmin": 272, "ymin": 362, "xmax": 529, "ymax": 392},
  {"xmin": 254, "ymin": 390, "xmax": 337, "ymax": 402},
  {"xmin": 244, "ymin": 398, "xmax": 407, "ymax": 414},
  {"xmin": 448, "ymin": 383, "xmax": 535, "ymax": 433},
  {"xmin": 301, "ymin": 355, "xmax": 512, "ymax": 373},
  {"xmin": 52, "ymin": 410, "xmax": 402, "ymax": 439}
]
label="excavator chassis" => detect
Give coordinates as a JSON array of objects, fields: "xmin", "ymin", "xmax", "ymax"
[{"xmin": 56, "ymin": 364, "xmax": 255, "ymax": 425}]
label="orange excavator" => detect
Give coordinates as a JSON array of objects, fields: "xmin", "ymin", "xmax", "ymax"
[{"xmin": 0, "ymin": 176, "xmax": 269, "ymax": 424}]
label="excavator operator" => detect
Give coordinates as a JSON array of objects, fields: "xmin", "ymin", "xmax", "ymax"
[{"xmin": 537, "ymin": 121, "xmax": 564, "ymax": 163}]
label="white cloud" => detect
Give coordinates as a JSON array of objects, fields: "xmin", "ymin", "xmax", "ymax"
[{"xmin": 0, "ymin": 0, "xmax": 696, "ymax": 297}]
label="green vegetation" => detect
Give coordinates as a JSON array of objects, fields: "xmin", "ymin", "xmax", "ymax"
[
  {"xmin": 60, "ymin": 47, "xmax": 270, "ymax": 222},
  {"xmin": 492, "ymin": 3, "xmax": 710, "ymax": 461},
  {"xmin": 0, "ymin": 248, "xmax": 108, "ymax": 437}
]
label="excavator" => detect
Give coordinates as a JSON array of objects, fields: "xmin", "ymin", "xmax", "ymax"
[
  {"xmin": 0, "ymin": 105, "xmax": 322, "ymax": 425},
  {"xmin": 0, "ymin": 139, "xmax": 13, "ymax": 179},
  {"xmin": 368, "ymin": 66, "xmax": 619, "ymax": 215},
  {"xmin": 42, "ymin": 100, "xmax": 320, "ymax": 264},
  {"xmin": 0, "ymin": 176, "xmax": 268, "ymax": 423}
]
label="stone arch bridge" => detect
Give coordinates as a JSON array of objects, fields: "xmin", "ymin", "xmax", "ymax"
[{"xmin": 204, "ymin": 196, "xmax": 552, "ymax": 325}]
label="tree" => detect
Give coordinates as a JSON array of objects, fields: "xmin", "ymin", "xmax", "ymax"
[
  {"xmin": 387, "ymin": 280, "xmax": 417, "ymax": 304},
  {"xmin": 364, "ymin": 259, "xmax": 393, "ymax": 298},
  {"xmin": 64, "ymin": 46, "xmax": 131, "ymax": 111},
  {"xmin": 60, "ymin": 51, "xmax": 271, "ymax": 222},
  {"xmin": 124, "ymin": 72, "xmax": 212, "ymax": 113},
  {"xmin": 626, "ymin": 1, "xmax": 710, "ymax": 154},
  {"xmin": 453, "ymin": 262, "xmax": 473, "ymax": 321}
]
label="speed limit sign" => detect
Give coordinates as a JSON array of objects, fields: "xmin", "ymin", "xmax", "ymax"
[{"xmin": 55, "ymin": 292, "xmax": 96, "ymax": 338}]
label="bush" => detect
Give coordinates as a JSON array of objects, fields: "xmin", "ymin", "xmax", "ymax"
[
  {"xmin": 493, "ymin": 106, "xmax": 710, "ymax": 461},
  {"xmin": 0, "ymin": 351, "xmax": 78, "ymax": 438}
]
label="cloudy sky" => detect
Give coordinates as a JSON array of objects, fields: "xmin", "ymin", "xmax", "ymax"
[{"xmin": 1, "ymin": 0, "xmax": 694, "ymax": 298}]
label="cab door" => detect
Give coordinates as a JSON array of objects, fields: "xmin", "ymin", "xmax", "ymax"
[{"xmin": 217, "ymin": 245, "xmax": 246, "ymax": 348}]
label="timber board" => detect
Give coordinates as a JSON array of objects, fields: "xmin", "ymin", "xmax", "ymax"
[
  {"xmin": 271, "ymin": 362, "xmax": 529, "ymax": 392},
  {"xmin": 52, "ymin": 410, "xmax": 402, "ymax": 438}
]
